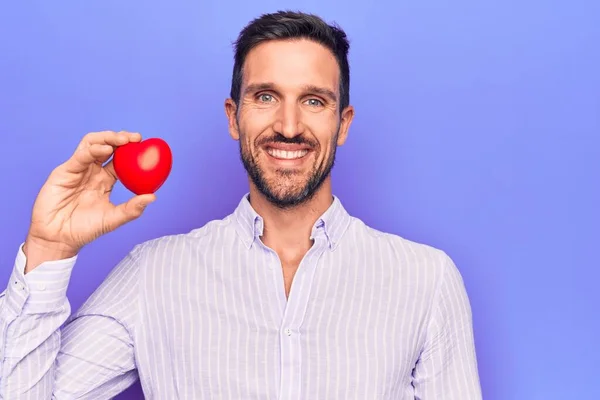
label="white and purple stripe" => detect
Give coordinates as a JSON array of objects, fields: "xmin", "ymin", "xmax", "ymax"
[{"xmin": 0, "ymin": 194, "xmax": 481, "ymax": 399}]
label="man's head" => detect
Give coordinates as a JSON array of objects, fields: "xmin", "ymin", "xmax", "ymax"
[{"xmin": 225, "ymin": 11, "xmax": 354, "ymax": 209}]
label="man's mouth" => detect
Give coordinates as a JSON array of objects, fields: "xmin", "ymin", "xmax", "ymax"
[{"xmin": 266, "ymin": 148, "xmax": 310, "ymax": 160}]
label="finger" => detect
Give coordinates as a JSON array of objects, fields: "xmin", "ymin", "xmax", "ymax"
[
  {"xmin": 78, "ymin": 131, "xmax": 142, "ymax": 151},
  {"xmin": 67, "ymin": 144, "xmax": 114, "ymax": 174},
  {"xmin": 90, "ymin": 144, "xmax": 115, "ymax": 164},
  {"xmin": 67, "ymin": 131, "xmax": 142, "ymax": 174},
  {"xmin": 104, "ymin": 193, "xmax": 157, "ymax": 231}
]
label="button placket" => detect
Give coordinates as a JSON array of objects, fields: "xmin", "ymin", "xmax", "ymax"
[{"xmin": 277, "ymin": 235, "xmax": 328, "ymax": 400}]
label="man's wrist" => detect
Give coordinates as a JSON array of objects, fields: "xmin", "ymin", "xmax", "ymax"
[{"xmin": 23, "ymin": 236, "xmax": 78, "ymax": 274}]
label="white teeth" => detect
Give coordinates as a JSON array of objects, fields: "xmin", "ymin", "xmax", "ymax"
[{"xmin": 267, "ymin": 148, "xmax": 308, "ymax": 159}]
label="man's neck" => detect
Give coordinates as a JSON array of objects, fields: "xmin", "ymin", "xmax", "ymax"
[{"xmin": 248, "ymin": 180, "xmax": 333, "ymax": 255}]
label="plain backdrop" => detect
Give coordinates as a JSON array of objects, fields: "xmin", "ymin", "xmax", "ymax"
[{"xmin": 1, "ymin": 1, "xmax": 598, "ymax": 399}]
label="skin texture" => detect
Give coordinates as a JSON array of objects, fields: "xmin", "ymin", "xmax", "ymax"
[{"xmin": 225, "ymin": 39, "xmax": 355, "ymax": 297}]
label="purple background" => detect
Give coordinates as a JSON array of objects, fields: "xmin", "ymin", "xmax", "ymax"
[{"xmin": 1, "ymin": 1, "xmax": 599, "ymax": 399}]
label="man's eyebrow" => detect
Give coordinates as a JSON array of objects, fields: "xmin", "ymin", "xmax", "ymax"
[
  {"xmin": 301, "ymin": 85, "xmax": 337, "ymax": 102},
  {"xmin": 243, "ymin": 82, "xmax": 275, "ymax": 95},
  {"xmin": 243, "ymin": 82, "xmax": 338, "ymax": 102}
]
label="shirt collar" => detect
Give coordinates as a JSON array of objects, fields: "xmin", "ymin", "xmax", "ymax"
[{"xmin": 233, "ymin": 193, "xmax": 351, "ymax": 250}]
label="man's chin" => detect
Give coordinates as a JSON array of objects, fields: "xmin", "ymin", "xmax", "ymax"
[
  {"xmin": 263, "ymin": 164, "xmax": 308, "ymax": 177},
  {"xmin": 258, "ymin": 185, "xmax": 313, "ymax": 208}
]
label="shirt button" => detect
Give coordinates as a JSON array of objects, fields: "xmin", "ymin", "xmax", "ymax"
[
  {"xmin": 37, "ymin": 284, "xmax": 46, "ymax": 291},
  {"xmin": 284, "ymin": 328, "xmax": 292, "ymax": 336}
]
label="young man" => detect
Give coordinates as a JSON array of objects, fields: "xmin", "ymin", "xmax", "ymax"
[{"xmin": 0, "ymin": 11, "xmax": 482, "ymax": 399}]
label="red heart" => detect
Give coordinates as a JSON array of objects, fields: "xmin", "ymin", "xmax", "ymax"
[{"xmin": 113, "ymin": 138, "xmax": 173, "ymax": 195}]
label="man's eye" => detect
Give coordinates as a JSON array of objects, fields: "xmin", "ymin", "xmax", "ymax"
[
  {"xmin": 258, "ymin": 94, "xmax": 274, "ymax": 102},
  {"xmin": 306, "ymin": 98, "xmax": 324, "ymax": 107}
]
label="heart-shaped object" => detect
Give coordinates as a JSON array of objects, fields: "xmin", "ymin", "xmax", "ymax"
[{"xmin": 113, "ymin": 138, "xmax": 173, "ymax": 195}]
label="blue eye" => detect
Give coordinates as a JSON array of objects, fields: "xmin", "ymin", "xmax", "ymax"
[
  {"xmin": 306, "ymin": 98, "xmax": 324, "ymax": 107},
  {"xmin": 258, "ymin": 94, "xmax": 274, "ymax": 102}
]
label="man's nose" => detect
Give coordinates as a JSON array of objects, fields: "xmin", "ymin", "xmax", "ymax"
[{"xmin": 272, "ymin": 101, "xmax": 305, "ymax": 138}]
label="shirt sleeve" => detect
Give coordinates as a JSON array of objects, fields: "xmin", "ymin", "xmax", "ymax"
[
  {"xmin": 0, "ymin": 243, "xmax": 143, "ymax": 399},
  {"xmin": 411, "ymin": 253, "xmax": 483, "ymax": 399}
]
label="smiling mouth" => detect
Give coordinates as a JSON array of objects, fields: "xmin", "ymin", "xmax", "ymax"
[{"xmin": 266, "ymin": 148, "xmax": 310, "ymax": 160}]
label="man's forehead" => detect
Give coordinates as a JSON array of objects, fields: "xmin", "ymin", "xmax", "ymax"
[{"xmin": 241, "ymin": 39, "xmax": 340, "ymax": 93}]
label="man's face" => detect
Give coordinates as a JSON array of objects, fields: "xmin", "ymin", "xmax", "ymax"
[{"xmin": 226, "ymin": 39, "xmax": 354, "ymax": 208}]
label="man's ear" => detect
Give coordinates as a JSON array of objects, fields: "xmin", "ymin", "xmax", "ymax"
[
  {"xmin": 224, "ymin": 98, "xmax": 240, "ymax": 140},
  {"xmin": 336, "ymin": 105, "xmax": 355, "ymax": 146}
]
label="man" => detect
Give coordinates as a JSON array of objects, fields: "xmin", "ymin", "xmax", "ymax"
[{"xmin": 0, "ymin": 10, "xmax": 482, "ymax": 399}]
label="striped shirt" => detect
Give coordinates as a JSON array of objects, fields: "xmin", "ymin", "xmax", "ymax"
[{"xmin": 0, "ymin": 194, "xmax": 482, "ymax": 399}]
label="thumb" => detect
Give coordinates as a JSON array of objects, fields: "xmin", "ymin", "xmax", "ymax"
[{"xmin": 106, "ymin": 193, "xmax": 157, "ymax": 231}]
